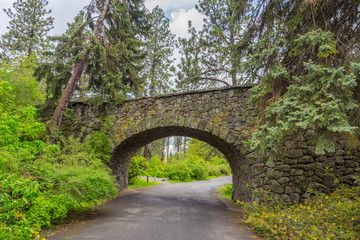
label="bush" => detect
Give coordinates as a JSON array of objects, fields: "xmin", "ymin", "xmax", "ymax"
[
  {"xmin": 0, "ymin": 57, "xmax": 118, "ymax": 239},
  {"xmin": 217, "ymin": 184, "xmax": 233, "ymax": 199},
  {"xmin": 238, "ymin": 187, "xmax": 360, "ymax": 240},
  {"xmin": 218, "ymin": 164, "xmax": 231, "ymax": 175},
  {"xmin": 128, "ymin": 156, "xmax": 148, "ymax": 181},
  {"xmin": 189, "ymin": 162, "xmax": 208, "ymax": 180},
  {"xmin": 165, "ymin": 161, "xmax": 192, "ymax": 181},
  {"xmin": 146, "ymin": 155, "xmax": 166, "ymax": 178},
  {"xmin": 207, "ymin": 164, "xmax": 231, "ymax": 177}
]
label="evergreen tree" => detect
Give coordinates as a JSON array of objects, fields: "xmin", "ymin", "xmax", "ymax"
[
  {"xmin": 36, "ymin": 0, "xmax": 148, "ymax": 127},
  {"xmin": 176, "ymin": 0, "xmax": 251, "ymax": 90},
  {"xmin": 142, "ymin": 6, "xmax": 175, "ymax": 96},
  {"xmin": 242, "ymin": 0, "xmax": 360, "ymax": 154},
  {"xmin": 0, "ymin": 0, "xmax": 54, "ymax": 59}
]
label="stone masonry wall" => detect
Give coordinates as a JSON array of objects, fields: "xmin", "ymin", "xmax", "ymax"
[{"xmin": 44, "ymin": 86, "xmax": 360, "ymax": 203}]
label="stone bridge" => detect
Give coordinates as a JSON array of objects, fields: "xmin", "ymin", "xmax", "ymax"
[{"xmin": 61, "ymin": 86, "xmax": 360, "ymax": 203}]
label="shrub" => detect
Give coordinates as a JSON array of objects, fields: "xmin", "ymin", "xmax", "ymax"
[
  {"xmin": 165, "ymin": 161, "xmax": 192, "ymax": 181},
  {"xmin": 207, "ymin": 165, "xmax": 222, "ymax": 177},
  {"xmin": 146, "ymin": 155, "xmax": 166, "ymax": 178},
  {"xmin": 238, "ymin": 187, "xmax": 360, "ymax": 240},
  {"xmin": 218, "ymin": 164, "xmax": 231, "ymax": 175},
  {"xmin": 129, "ymin": 156, "xmax": 148, "ymax": 181},
  {"xmin": 189, "ymin": 162, "xmax": 208, "ymax": 180}
]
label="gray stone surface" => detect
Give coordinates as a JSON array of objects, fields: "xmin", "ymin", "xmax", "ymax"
[{"xmin": 43, "ymin": 86, "xmax": 360, "ymax": 203}]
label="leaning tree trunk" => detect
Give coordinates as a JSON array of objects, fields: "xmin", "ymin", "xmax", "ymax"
[{"xmin": 53, "ymin": 0, "xmax": 111, "ymax": 127}]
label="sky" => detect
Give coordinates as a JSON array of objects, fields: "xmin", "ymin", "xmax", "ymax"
[{"xmin": 0, "ymin": 0, "xmax": 204, "ymax": 38}]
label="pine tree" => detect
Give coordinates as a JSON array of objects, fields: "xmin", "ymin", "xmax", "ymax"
[
  {"xmin": 0, "ymin": 0, "xmax": 54, "ymax": 59},
  {"xmin": 35, "ymin": 0, "xmax": 148, "ymax": 127},
  {"xmin": 142, "ymin": 6, "xmax": 175, "ymax": 96},
  {"xmin": 242, "ymin": 0, "xmax": 360, "ymax": 154},
  {"xmin": 176, "ymin": 0, "xmax": 251, "ymax": 90}
]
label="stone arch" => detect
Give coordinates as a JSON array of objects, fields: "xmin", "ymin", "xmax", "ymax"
[{"xmin": 110, "ymin": 123, "xmax": 253, "ymax": 202}]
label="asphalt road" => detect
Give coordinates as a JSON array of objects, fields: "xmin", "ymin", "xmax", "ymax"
[{"xmin": 50, "ymin": 176, "xmax": 260, "ymax": 240}]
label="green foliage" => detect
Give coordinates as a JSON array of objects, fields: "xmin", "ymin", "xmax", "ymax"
[
  {"xmin": 128, "ymin": 156, "xmax": 148, "ymax": 180},
  {"xmin": 36, "ymin": 0, "xmax": 148, "ymax": 107},
  {"xmin": 207, "ymin": 164, "xmax": 231, "ymax": 177},
  {"xmin": 238, "ymin": 187, "xmax": 360, "ymax": 240},
  {"xmin": 0, "ymin": 58, "xmax": 117, "ymax": 239},
  {"xmin": 176, "ymin": 0, "xmax": 252, "ymax": 88},
  {"xmin": 128, "ymin": 177, "xmax": 159, "ymax": 188},
  {"xmin": 0, "ymin": 0, "xmax": 54, "ymax": 59},
  {"xmin": 129, "ymin": 145, "xmax": 230, "ymax": 182},
  {"xmin": 187, "ymin": 138, "xmax": 225, "ymax": 163},
  {"xmin": 250, "ymin": 29, "xmax": 359, "ymax": 154},
  {"xmin": 164, "ymin": 161, "xmax": 192, "ymax": 181},
  {"xmin": 145, "ymin": 155, "xmax": 166, "ymax": 178},
  {"xmin": 217, "ymin": 184, "xmax": 233, "ymax": 200},
  {"xmin": 0, "ymin": 57, "xmax": 45, "ymax": 112},
  {"xmin": 142, "ymin": 6, "xmax": 175, "ymax": 96}
]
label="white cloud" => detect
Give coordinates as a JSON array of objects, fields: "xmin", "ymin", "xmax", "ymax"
[
  {"xmin": 144, "ymin": 0, "xmax": 199, "ymax": 12},
  {"xmin": 0, "ymin": 0, "xmax": 13, "ymax": 34},
  {"xmin": 169, "ymin": 8, "xmax": 203, "ymax": 39},
  {"xmin": 0, "ymin": 0, "xmax": 90, "ymax": 36}
]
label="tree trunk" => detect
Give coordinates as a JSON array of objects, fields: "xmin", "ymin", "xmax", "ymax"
[
  {"xmin": 161, "ymin": 138, "xmax": 165, "ymax": 161},
  {"xmin": 52, "ymin": 0, "xmax": 111, "ymax": 127},
  {"xmin": 183, "ymin": 136, "xmax": 186, "ymax": 157},
  {"xmin": 166, "ymin": 137, "xmax": 170, "ymax": 161},
  {"xmin": 144, "ymin": 144, "xmax": 149, "ymax": 161},
  {"xmin": 176, "ymin": 136, "xmax": 181, "ymax": 160},
  {"xmin": 229, "ymin": 9, "xmax": 237, "ymax": 86}
]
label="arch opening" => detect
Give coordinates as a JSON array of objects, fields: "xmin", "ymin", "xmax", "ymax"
[{"xmin": 109, "ymin": 126, "xmax": 253, "ymax": 202}]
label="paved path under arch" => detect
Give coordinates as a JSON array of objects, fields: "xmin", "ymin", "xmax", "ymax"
[{"xmin": 50, "ymin": 176, "xmax": 260, "ymax": 240}]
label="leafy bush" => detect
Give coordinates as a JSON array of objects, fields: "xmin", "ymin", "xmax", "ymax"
[
  {"xmin": 128, "ymin": 148, "xmax": 231, "ymax": 183},
  {"xmin": 217, "ymin": 184, "xmax": 232, "ymax": 199},
  {"xmin": 207, "ymin": 164, "xmax": 231, "ymax": 177},
  {"xmin": 164, "ymin": 161, "xmax": 192, "ymax": 181},
  {"xmin": 0, "ymin": 59, "xmax": 118, "ymax": 239},
  {"xmin": 146, "ymin": 155, "xmax": 166, "ymax": 178},
  {"xmin": 128, "ymin": 156, "xmax": 148, "ymax": 181},
  {"xmin": 189, "ymin": 162, "xmax": 208, "ymax": 180},
  {"xmin": 238, "ymin": 187, "xmax": 360, "ymax": 240}
]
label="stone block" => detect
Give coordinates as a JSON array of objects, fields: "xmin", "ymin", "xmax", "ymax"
[
  {"xmin": 278, "ymin": 177, "xmax": 290, "ymax": 184},
  {"xmin": 290, "ymin": 169, "xmax": 304, "ymax": 176},
  {"xmin": 275, "ymin": 165, "xmax": 291, "ymax": 172},
  {"xmin": 269, "ymin": 180, "xmax": 284, "ymax": 194}
]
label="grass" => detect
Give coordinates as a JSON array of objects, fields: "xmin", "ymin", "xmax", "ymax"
[
  {"xmin": 167, "ymin": 179, "xmax": 195, "ymax": 183},
  {"xmin": 205, "ymin": 175, "xmax": 226, "ymax": 180},
  {"xmin": 217, "ymin": 184, "xmax": 233, "ymax": 200},
  {"xmin": 127, "ymin": 177, "xmax": 160, "ymax": 189}
]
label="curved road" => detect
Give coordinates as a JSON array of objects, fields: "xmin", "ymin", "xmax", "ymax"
[{"xmin": 50, "ymin": 176, "xmax": 259, "ymax": 240}]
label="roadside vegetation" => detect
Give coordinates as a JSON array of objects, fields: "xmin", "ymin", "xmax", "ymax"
[
  {"xmin": 128, "ymin": 138, "xmax": 231, "ymax": 184},
  {"xmin": 1, "ymin": 0, "xmax": 359, "ymax": 239},
  {"xmin": 217, "ymin": 183, "xmax": 360, "ymax": 240},
  {"xmin": 217, "ymin": 184, "xmax": 233, "ymax": 200},
  {"xmin": 0, "ymin": 58, "xmax": 118, "ymax": 240},
  {"xmin": 128, "ymin": 177, "xmax": 159, "ymax": 189}
]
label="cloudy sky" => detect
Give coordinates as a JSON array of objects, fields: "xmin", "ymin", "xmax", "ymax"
[{"xmin": 0, "ymin": 0, "xmax": 204, "ymax": 38}]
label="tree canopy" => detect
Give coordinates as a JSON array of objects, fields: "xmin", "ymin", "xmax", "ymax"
[{"xmin": 0, "ymin": 0, "xmax": 54, "ymax": 59}]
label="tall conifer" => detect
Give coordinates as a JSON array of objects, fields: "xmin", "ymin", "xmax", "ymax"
[
  {"xmin": 0, "ymin": 0, "xmax": 54, "ymax": 59},
  {"xmin": 176, "ymin": 0, "xmax": 251, "ymax": 89},
  {"xmin": 142, "ymin": 6, "xmax": 175, "ymax": 96}
]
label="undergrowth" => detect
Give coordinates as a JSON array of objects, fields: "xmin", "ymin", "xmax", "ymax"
[
  {"xmin": 238, "ymin": 186, "xmax": 360, "ymax": 240},
  {"xmin": 217, "ymin": 184, "xmax": 232, "ymax": 200},
  {"xmin": 127, "ymin": 177, "xmax": 159, "ymax": 189}
]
